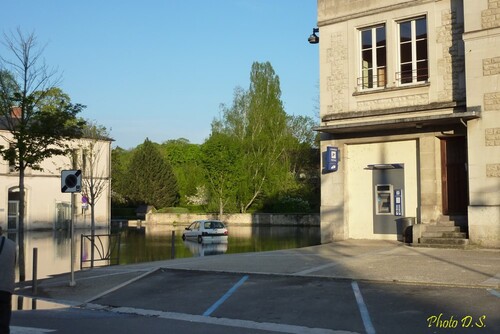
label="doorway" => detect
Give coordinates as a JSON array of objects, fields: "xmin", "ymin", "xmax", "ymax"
[
  {"xmin": 7, "ymin": 187, "xmax": 21, "ymax": 230},
  {"xmin": 7, "ymin": 200, "xmax": 19, "ymax": 230},
  {"xmin": 440, "ymin": 136, "xmax": 468, "ymax": 215}
]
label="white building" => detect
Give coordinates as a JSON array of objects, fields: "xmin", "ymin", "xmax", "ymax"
[
  {"xmin": 0, "ymin": 128, "xmax": 112, "ymax": 231},
  {"xmin": 315, "ymin": 0, "xmax": 500, "ymax": 247}
]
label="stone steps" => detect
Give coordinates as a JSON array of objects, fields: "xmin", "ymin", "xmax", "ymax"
[
  {"xmin": 411, "ymin": 243, "xmax": 470, "ymax": 249},
  {"xmin": 421, "ymin": 231, "xmax": 467, "ymax": 238},
  {"xmin": 412, "ymin": 215, "xmax": 469, "ymax": 249}
]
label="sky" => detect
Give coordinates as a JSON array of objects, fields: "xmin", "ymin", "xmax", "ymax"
[{"xmin": 1, "ymin": 1, "xmax": 319, "ymax": 149}]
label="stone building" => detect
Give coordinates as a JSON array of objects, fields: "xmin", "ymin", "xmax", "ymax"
[
  {"xmin": 315, "ymin": 0, "xmax": 499, "ymax": 247},
  {"xmin": 0, "ymin": 126, "xmax": 112, "ymax": 231}
]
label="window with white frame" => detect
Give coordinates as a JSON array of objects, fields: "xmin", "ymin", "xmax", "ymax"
[
  {"xmin": 359, "ymin": 25, "xmax": 386, "ymax": 89},
  {"xmin": 398, "ymin": 16, "xmax": 428, "ymax": 84}
]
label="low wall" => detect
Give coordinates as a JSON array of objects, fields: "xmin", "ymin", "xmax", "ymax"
[{"xmin": 145, "ymin": 212, "xmax": 320, "ymax": 227}]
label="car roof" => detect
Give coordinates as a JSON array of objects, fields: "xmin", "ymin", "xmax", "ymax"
[{"xmin": 194, "ymin": 219, "xmax": 223, "ymax": 223}]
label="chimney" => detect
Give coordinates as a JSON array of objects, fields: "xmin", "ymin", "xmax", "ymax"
[{"xmin": 10, "ymin": 106, "xmax": 21, "ymax": 118}]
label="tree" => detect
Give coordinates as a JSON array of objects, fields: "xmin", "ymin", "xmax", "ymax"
[
  {"xmin": 111, "ymin": 146, "xmax": 133, "ymax": 206},
  {"xmin": 160, "ymin": 138, "xmax": 205, "ymax": 206},
  {"xmin": 0, "ymin": 30, "xmax": 85, "ymax": 281},
  {"xmin": 286, "ymin": 114, "xmax": 319, "ymax": 177},
  {"xmin": 212, "ymin": 62, "xmax": 293, "ymax": 212},
  {"xmin": 201, "ymin": 132, "xmax": 241, "ymax": 215},
  {"xmin": 124, "ymin": 138, "xmax": 179, "ymax": 208},
  {"xmin": 242, "ymin": 61, "xmax": 293, "ymax": 211},
  {"xmin": 76, "ymin": 120, "xmax": 111, "ymax": 267}
]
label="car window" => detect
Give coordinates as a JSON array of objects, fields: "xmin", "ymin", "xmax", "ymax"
[
  {"xmin": 204, "ymin": 222, "xmax": 212, "ymax": 229},
  {"xmin": 194, "ymin": 222, "xmax": 200, "ymax": 230},
  {"xmin": 210, "ymin": 221, "xmax": 224, "ymax": 228}
]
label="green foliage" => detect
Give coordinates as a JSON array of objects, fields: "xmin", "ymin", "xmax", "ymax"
[
  {"xmin": 201, "ymin": 132, "xmax": 242, "ymax": 214},
  {"xmin": 110, "ymin": 61, "xmax": 320, "ymax": 214},
  {"xmin": 111, "ymin": 146, "xmax": 134, "ymax": 206},
  {"xmin": 156, "ymin": 207, "xmax": 189, "ymax": 213},
  {"xmin": 208, "ymin": 61, "xmax": 301, "ymax": 213},
  {"xmin": 0, "ymin": 84, "xmax": 86, "ymax": 171},
  {"xmin": 124, "ymin": 138, "xmax": 179, "ymax": 208},
  {"xmin": 160, "ymin": 138, "xmax": 205, "ymax": 206},
  {"xmin": 263, "ymin": 195, "xmax": 311, "ymax": 213}
]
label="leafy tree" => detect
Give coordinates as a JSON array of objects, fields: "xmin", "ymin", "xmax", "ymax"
[
  {"xmin": 201, "ymin": 132, "xmax": 241, "ymax": 215},
  {"xmin": 286, "ymin": 114, "xmax": 319, "ymax": 178},
  {"xmin": 212, "ymin": 62, "xmax": 294, "ymax": 212},
  {"xmin": 0, "ymin": 30, "xmax": 85, "ymax": 281},
  {"xmin": 160, "ymin": 138, "xmax": 205, "ymax": 206},
  {"xmin": 111, "ymin": 146, "xmax": 133, "ymax": 206},
  {"xmin": 124, "ymin": 138, "xmax": 179, "ymax": 208}
]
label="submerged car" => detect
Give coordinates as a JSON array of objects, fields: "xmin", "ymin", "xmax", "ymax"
[{"xmin": 182, "ymin": 220, "xmax": 228, "ymax": 244}]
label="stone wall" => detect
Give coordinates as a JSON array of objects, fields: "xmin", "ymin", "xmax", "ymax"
[
  {"xmin": 144, "ymin": 213, "xmax": 320, "ymax": 227},
  {"xmin": 483, "ymin": 56, "xmax": 500, "ymax": 76},
  {"xmin": 437, "ymin": 7, "xmax": 465, "ymax": 102},
  {"xmin": 325, "ymin": 30, "xmax": 348, "ymax": 114},
  {"xmin": 482, "ymin": 0, "xmax": 500, "ymax": 28}
]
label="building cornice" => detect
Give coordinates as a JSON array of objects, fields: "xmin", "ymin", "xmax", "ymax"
[{"xmin": 318, "ymin": 0, "xmax": 437, "ymax": 27}]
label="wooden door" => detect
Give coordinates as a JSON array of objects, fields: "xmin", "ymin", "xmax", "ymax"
[{"xmin": 441, "ymin": 137, "xmax": 468, "ymax": 215}]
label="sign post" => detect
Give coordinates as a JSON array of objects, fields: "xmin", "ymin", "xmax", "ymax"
[{"xmin": 61, "ymin": 170, "xmax": 82, "ymax": 287}]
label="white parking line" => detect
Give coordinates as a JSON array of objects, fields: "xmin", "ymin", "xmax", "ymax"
[
  {"xmin": 351, "ymin": 281, "xmax": 376, "ymax": 334},
  {"xmin": 203, "ymin": 275, "xmax": 249, "ymax": 316},
  {"xmin": 110, "ymin": 306, "xmax": 362, "ymax": 334},
  {"xmin": 487, "ymin": 288, "xmax": 500, "ymax": 298},
  {"xmin": 294, "ymin": 262, "xmax": 342, "ymax": 275}
]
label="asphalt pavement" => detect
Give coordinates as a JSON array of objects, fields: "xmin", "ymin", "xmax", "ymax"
[{"xmin": 11, "ymin": 240, "xmax": 500, "ymax": 334}]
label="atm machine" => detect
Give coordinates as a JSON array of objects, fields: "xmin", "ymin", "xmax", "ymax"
[{"xmin": 367, "ymin": 164, "xmax": 405, "ymax": 235}]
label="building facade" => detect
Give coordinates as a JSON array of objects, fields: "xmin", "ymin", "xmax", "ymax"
[
  {"xmin": 0, "ymin": 130, "xmax": 112, "ymax": 231},
  {"xmin": 316, "ymin": 0, "xmax": 500, "ymax": 247}
]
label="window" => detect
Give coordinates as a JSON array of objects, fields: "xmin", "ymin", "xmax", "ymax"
[
  {"xmin": 359, "ymin": 25, "xmax": 386, "ymax": 89},
  {"xmin": 8, "ymin": 143, "xmax": 16, "ymax": 173},
  {"xmin": 398, "ymin": 17, "xmax": 428, "ymax": 84}
]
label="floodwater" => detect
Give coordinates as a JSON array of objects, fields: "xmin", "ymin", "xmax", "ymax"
[{"xmin": 12, "ymin": 224, "xmax": 320, "ymax": 283}]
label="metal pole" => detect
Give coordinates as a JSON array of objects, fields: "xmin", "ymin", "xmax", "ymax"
[
  {"xmin": 32, "ymin": 248, "xmax": 38, "ymax": 295},
  {"xmin": 171, "ymin": 230, "xmax": 175, "ymax": 259},
  {"xmin": 69, "ymin": 194, "xmax": 76, "ymax": 287}
]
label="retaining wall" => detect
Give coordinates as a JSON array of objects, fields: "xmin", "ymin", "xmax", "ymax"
[{"xmin": 144, "ymin": 213, "xmax": 320, "ymax": 226}]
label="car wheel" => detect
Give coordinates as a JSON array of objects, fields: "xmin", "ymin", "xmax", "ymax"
[
  {"xmin": 182, "ymin": 234, "xmax": 186, "ymax": 241},
  {"xmin": 197, "ymin": 235, "xmax": 203, "ymax": 244}
]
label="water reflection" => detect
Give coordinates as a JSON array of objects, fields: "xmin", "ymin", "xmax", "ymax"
[
  {"xmin": 13, "ymin": 295, "xmax": 68, "ymax": 311},
  {"xmin": 183, "ymin": 240, "xmax": 228, "ymax": 257},
  {"xmin": 14, "ymin": 225, "xmax": 320, "ymax": 282}
]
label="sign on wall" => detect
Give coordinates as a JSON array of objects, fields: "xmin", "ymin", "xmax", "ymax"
[{"xmin": 325, "ymin": 146, "xmax": 339, "ymax": 172}]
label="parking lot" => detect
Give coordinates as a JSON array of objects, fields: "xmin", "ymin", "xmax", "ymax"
[
  {"xmin": 12, "ymin": 240, "xmax": 500, "ymax": 333},
  {"xmin": 13, "ymin": 268, "xmax": 497, "ymax": 334}
]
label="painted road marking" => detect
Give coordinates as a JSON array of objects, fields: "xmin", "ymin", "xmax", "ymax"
[
  {"xmin": 351, "ymin": 281, "xmax": 376, "ymax": 334},
  {"xmin": 487, "ymin": 288, "xmax": 500, "ymax": 298},
  {"xmin": 294, "ymin": 262, "xmax": 342, "ymax": 275},
  {"xmin": 203, "ymin": 275, "xmax": 249, "ymax": 316},
  {"xmin": 11, "ymin": 326, "xmax": 56, "ymax": 333},
  {"xmin": 111, "ymin": 306, "xmax": 361, "ymax": 334}
]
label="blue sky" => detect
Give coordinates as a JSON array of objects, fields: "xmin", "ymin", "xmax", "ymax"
[{"xmin": 1, "ymin": 1, "xmax": 319, "ymax": 149}]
